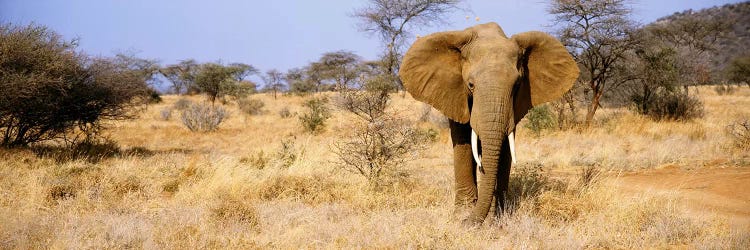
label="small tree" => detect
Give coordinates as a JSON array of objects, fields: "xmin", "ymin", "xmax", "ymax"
[
  {"xmin": 332, "ymin": 116, "xmax": 428, "ymax": 185},
  {"xmin": 549, "ymin": 0, "xmax": 639, "ymax": 126},
  {"xmin": 262, "ymin": 69, "xmax": 286, "ymax": 99},
  {"xmin": 332, "ymin": 74, "xmax": 427, "ymax": 185}
]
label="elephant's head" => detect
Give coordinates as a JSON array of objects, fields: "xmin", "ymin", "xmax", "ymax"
[{"xmin": 399, "ymin": 22, "xmax": 578, "ymax": 224}]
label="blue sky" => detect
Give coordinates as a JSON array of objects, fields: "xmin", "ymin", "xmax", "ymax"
[{"xmin": 1, "ymin": 0, "xmax": 744, "ymax": 74}]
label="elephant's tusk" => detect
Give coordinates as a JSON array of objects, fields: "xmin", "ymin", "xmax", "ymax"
[
  {"xmin": 471, "ymin": 129, "xmax": 482, "ymax": 169},
  {"xmin": 508, "ymin": 132, "xmax": 517, "ymax": 164}
]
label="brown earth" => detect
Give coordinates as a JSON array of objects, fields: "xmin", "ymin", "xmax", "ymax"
[{"xmin": 610, "ymin": 165, "xmax": 750, "ymax": 230}]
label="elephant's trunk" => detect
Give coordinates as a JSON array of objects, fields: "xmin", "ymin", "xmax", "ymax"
[{"xmin": 466, "ymin": 84, "xmax": 513, "ymax": 225}]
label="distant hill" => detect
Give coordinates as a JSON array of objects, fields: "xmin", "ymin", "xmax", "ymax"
[{"xmin": 651, "ymin": 2, "xmax": 750, "ymax": 74}]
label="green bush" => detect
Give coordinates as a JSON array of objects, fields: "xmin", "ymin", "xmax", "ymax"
[
  {"xmin": 299, "ymin": 97, "xmax": 332, "ymax": 134},
  {"xmin": 524, "ymin": 105, "xmax": 556, "ymax": 136},
  {"xmin": 644, "ymin": 91, "xmax": 704, "ymax": 121}
]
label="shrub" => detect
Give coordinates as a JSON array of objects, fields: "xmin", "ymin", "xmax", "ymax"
[
  {"xmin": 238, "ymin": 98, "xmax": 265, "ymax": 115},
  {"xmin": 279, "ymin": 107, "xmax": 293, "ymax": 118},
  {"xmin": 180, "ymin": 103, "xmax": 228, "ymax": 132},
  {"xmin": 332, "ymin": 77, "xmax": 429, "ymax": 186},
  {"xmin": 299, "ymin": 96, "xmax": 332, "ymax": 134},
  {"xmin": 0, "ymin": 23, "xmax": 151, "ymax": 147},
  {"xmin": 644, "ymin": 91, "xmax": 704, "ymax": 121},
  {"xmin": 524, "ymin": 105, "xmax": 557, "ymax": 136},
  {"xmin": 173, "ymin": 98, "xmax": 193, "ymax": 110},
  {"xmin": 726, "ymin": 120, "xmax": 750, "ymax": 151},
  {"xmin": 332, "ymin": 116, "xmax": 429, "ymax": 185}
]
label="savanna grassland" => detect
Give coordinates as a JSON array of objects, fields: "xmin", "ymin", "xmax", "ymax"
[{"xmin": 1, "ymin": 86, "xmax": 748, "ymax": 249}]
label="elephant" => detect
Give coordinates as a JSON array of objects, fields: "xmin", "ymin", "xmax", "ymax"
[{"xmin": 399, "ymin": 22, "xmax": 579, "ymax": 225}]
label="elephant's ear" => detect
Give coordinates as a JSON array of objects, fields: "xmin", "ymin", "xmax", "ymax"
[
  {"xmin": 511, "ymin": 31, "xmax": 579, "ymax": 107},
  {"xmin": 400, "ymin": 30, "xmax": 474, "ymax": 124}
]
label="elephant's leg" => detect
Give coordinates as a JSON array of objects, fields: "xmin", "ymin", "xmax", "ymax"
[
  {"xmin": 493, "ymin": 135, "xmax": 513, "ymax": 217},
  {"xmin": 450, "ymin": 120, "xmax": 477, "ymax": 206}
]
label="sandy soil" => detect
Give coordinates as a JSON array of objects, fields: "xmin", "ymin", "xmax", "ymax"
[{"xmin": 610, "ymin": 165, "xmax": 750, "ymax": 230}]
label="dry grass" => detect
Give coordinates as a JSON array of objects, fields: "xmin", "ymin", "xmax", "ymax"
[{"xmin": 1, "ymin": 86, "xmax": 748, "ymax": 248}]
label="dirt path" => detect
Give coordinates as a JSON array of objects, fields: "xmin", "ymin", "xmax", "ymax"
[{"xmin": 609, "ymin": 165, "xmax": 750, "ymax": 230}]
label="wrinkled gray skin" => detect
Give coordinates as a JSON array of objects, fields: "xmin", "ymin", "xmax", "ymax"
[{"xmin": 399, "ymin": 22, "xmax": 579, "ymax": 225}]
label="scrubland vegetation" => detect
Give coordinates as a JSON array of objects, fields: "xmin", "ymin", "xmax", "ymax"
[
  {"xmin": 2, "ymin": 0, "xmax": 750, "ymax": 249},
  {"xmin": 1, "ymin": 87, "xmax": 749, "ymax": 248}
]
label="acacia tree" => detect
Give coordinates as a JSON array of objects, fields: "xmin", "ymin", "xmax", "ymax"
[
  {"xmin": 549, "ymin": 0, "xmax": 639, "ymax": 126},
  {"xmin": 353, "ymin": 0, "xmax": 464, "ymax": 90},
  {"xmin": 317, "ymin": 51, "xmax": 362, "ymax": 91},
  {"xmin": 228, "ymin": 63, "xmax": 259, "ymax": 82},
  {"xmin": 194, "ymin": 62, "xmax": 258, "ymax": 104},
  {"xmin": 160, "ymin": 59, "xmax": 199, "ymax": 94},
  {"xmin": 262, "ymin": 69, "xmax": 285, "ymax": 99}
]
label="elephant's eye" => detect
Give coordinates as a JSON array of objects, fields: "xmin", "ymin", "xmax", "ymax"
[{"xmin": 468, "ymin": 82, "xmax": 475, "ymax": 91}]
